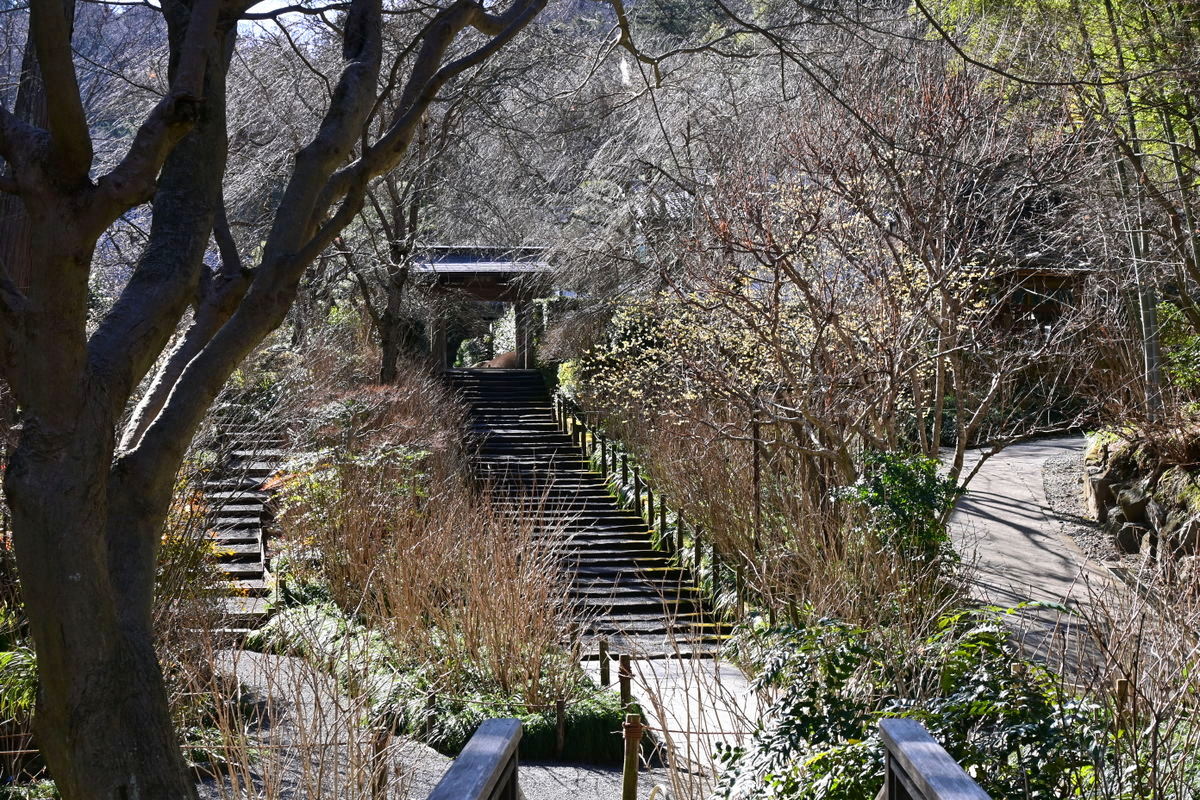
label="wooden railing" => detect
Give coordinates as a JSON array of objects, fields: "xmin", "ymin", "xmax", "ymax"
[
  {"xmin": 427, "ymin": 719, "xmax": 522, "ymax": 800},
  {"xmin": 553, "ymin": 394, "xmax": 747, "ymax": 615},
  {"xmin": 878, "ymin": 719, "xmax": 990, "ymax": 800}
]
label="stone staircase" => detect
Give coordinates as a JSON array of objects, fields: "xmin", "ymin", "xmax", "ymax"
[
  {"xmin": 445, "ymin": 368, "xmax": 727, "ymax": 657},
  {"xmin": 202, "ymin": 414, "xmax": 287, "ymax": 633}
]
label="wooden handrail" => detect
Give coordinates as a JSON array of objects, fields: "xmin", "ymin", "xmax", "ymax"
[
  {"xmin": 555, "ymin": 393, "xmax": 730, "ymax": 609},
  {"xmin": 878, "ymin": 719, "xmax": 990, "ymax": 800},
  {"xmin": 427, "ymin": 719, "xmax": 522, "ymax": 800}
]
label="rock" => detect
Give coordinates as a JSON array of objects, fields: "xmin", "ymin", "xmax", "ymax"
[
  {"xmin": 1114, "ymin": 522, "xmax": 1145, "ymax": 554},
  {"xmin": 1146, "ymin": 499, "xmax": 1168, "ymax": 531},
  {"xmin": 1106, "ymin": 507, "xmax": 1127, "ymax": 530},
  {"xmin": 1174, "ymin": 516, "xmax": 1200, "ymax": 557},
  {"xmin": 1086, "ymin": 474, "xmax": 1115, "ymax": 522},
  {"xmin": 1178, "ymin": 556, "xmax": 1200, "ymax": 590},
  {"xmin": 1118, "ymin": 486, "xmax": 1150, "ymax": 526}
]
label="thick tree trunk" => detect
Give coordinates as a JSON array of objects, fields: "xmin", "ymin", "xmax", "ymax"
[
  {"xmin": 7, "ymin": 422, "xmax": 194, "ymax": 800},
  {"xmin": 121, "ymin": 266, "xmax": 248, "ymax": 451}
]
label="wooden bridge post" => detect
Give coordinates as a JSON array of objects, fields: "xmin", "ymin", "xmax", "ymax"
[
  {"xmin": 621, "ymin": 714, "xmax": 643, "ymax": 800},
  {"xmin": 371, "ymin": 727, "xmax": 391, "ymax": 800}
]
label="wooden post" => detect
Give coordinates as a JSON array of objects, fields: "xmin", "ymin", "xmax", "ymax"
[
  {"xmin": 621, "ymin": 714, "xmax": 643, "ymax": 800},
  {"xmin": 599, "ymin": 638, "xmax": 610, "ymax": 686},
  {"xmin": 619, "ymin": 654, "xmax": 632, "ymax": 710},
  {"xmin": 555, "ymin": 699, "xmax": 567, "ymax": 759},
  {"xmin": 646, "ymin": 485, "xmax": 655, "ymax": 528},
  {"xmin": 424, "ymin": 692, "xmax": 437, "ymax": 739},
  {"xmin": 430, "ymin": 314, "xmax": 448, "ymax": 371},
  {"xmin": 693, "ymin": 524, "xmax": 702, "ymax": 575},
  {"xmin": 621, "ymin": 453, "xmax": 628, "ymax": 487},
  {"xmin": 632, "ymin": 468, "xmax": 642, "ymax": 517},
  {"xmin": 599, "ymin": 435, "xmax": 607, "ymax": 475},
  {"xmin": 660, "ymin": 502, "xmax": 669, "ymax": 552},
  {"xmin": 736, "ymin": 560, "xmax": 745, "ymax": 617},
  {"xmin": 1115, "ymin": 677, "xmax": 1132, "ymax": 729}
]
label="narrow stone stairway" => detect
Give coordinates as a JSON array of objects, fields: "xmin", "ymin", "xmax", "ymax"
[
  {"xmin": 445, "ymin": 368, "xmax": 726, "ymax": 657},
  {"xmin": 202, "ymin": 414, "xmax": 286, "ymax": 633}
]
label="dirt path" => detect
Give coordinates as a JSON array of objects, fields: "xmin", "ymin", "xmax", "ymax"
[{"xmin": 950, "ymin": 436, "xmax": 1116, "ymax": 671}]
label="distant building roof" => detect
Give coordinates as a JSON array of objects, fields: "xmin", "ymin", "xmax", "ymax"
[{"xmin": 411, "ymin": 246, "xmax": 550, "ymax": 275}]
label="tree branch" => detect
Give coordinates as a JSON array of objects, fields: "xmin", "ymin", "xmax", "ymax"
[
  {"xmin": 93, "ymin": 0, "xmax": 222, "ymax": 213},
  {"xmin": 29, "ymin": 0, "xmax": 91, "ymax": 179}
]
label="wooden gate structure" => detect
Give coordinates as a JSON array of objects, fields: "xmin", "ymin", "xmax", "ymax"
[{"xmin": 412, "ymin": 246, "xmax": 553, "ymax": 369}]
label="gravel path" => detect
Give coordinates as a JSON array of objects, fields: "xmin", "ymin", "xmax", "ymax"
[
  {"xmin": 1042, "ymin": 451, "xmax": 1120, "ymax": 564},
  {"xmin": 196, "ymin": 650, "xmax": 676, "ymax": 800}
]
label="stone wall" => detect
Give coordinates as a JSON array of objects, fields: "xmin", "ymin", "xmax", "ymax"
[{"xmin": 1084, "ymin": 434, "xmax": 1200, "ymax": 560}]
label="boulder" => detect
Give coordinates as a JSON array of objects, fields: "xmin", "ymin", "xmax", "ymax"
[
  {"xmin": 1114, "ymin": 522, "xmax": 1145, "ymax": 554},
  {"xmin": 1117, "ymin": 486, "xmax": 1150, "ymax": 526},
  {"xmin": 1086, "ymin": 473, "xmax": 1115, "ymax": 522},
  {"xmin": 1146, "ymin": 499, "xmax": 1168, "ymax": 531},
  {"xmin": 1173, "ymin": 516, "xmax": 1200, "ymax": 557}
]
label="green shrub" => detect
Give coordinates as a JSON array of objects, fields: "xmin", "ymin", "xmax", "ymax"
[
  {"xmin": 0, "ymin": 780, "xmax": 58, "ymax": 800},
  {"xmin": 1160, "ymin": 301, "xmax": 1200, "ymax": 392},
  {"xmin": 716, "ymin": 609, "xmax": 1108, "ymax": 800},
  {"xmin": 842, "ymin": 451, "xmax": 961, "ymax": 559}
]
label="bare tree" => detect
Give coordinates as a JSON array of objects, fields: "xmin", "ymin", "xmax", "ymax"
[{"xmin": 0, "ymin": 0, "xmax": 544, "ymax": 797}]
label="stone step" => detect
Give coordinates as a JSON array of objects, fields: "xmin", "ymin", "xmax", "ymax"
[
  {"xmin": 204, "ymin": 477, "xmax": 267, "ymax": 491},
  {"xmin": 231, "ymin": 448, "xmax": 288, "ymax": 459},
  {"xmin": 217, "ymin": 562, "xmax": 265, "ymax": 577},
  {"xmin": 211, "ymin": 517, "xmax": 261, "ymax": 530},
  {"xmin": 225, "ymin": 461, "xmax": 278, "ymax": 475},
  {"xmin": 212, "ymin": 543, "xmax": 262, "ymax": 559},
  {"xmin": 206, "ymin": 489, "xmax": 270, "ymax": 502},
  {"xmin": 212, "ymin": 532, "xmax": 260, "ymax": 547},
  {"xmin": 227, "ymin": 579, "xmax": 270, "ymax": 597},
  {"xmin": 207, "ymin": 503, "xmax": 264, "ymax": 518},
  {"xmin": 219, "ymin": 596, "xmax": 270, "ymax": 623}
]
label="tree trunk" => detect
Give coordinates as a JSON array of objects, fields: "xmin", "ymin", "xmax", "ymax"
[
  {"xmin": 7, "ymin": 421, "xmax": 194, "ymax": 800},
  {"xmin": 377, "ymin": 266, "xmax": 417, "ymax": 384}
]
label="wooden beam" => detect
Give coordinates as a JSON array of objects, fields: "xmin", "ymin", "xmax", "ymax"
[
  {"xmin": 878, "ymin": 719, "xmax": 990, "ymax": 800},
  {"xmin": 427, "ymin": 719, "xmax": 522, "ymax": 800}
]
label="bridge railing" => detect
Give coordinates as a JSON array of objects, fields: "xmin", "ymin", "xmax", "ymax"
[
  {"xmin": 878, "ymin": 719, "xmax": 990, "ymax": 800},
  {"xmin": 427, "ymin": 719, "xmax": 522, "ymax": 800},
  {"xmin": 554, "ymin": 394, "xmax": 748, "ymax": 615}
]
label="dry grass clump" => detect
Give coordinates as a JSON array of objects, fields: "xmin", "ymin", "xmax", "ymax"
[
  {"xmin": 277, "ymin": 458, "xmax": 579, "ymax": 706},
  {"xmin": 265, "ymin": 346, "xmax": 580, "ymax": 708},
  {"xmin": 590, "ymin": 397, "xmax": 962, "ymax": 632}
]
